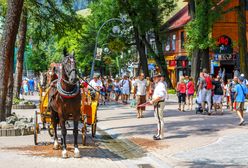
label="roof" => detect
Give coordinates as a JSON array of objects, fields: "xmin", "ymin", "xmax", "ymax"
[{"xmin": 161, "ymin": 5, "xmax": 191, "ymax": 31}]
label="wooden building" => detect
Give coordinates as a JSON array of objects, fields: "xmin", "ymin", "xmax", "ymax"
[{"xmin": 161, "ymin": 0, "xmax": 248, "ymax": 87}]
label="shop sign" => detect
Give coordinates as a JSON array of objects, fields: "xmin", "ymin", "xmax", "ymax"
[
  {"xmin": 214, "ymin": 54, "xmax": 234, "ymax": 61},
  {"xmin": 215, "ymin": 35, "xmax": 233, "ymax": 54},
  {"xmin": 169, "ymin": 60, "xmax": 176, "ymax": 66}
]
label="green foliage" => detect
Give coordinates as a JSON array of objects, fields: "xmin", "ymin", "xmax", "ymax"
[
  {"xmin": 119, "ymin": 0, "xmax": 176, "ymax": 35},
  {"xmin": 185, "ymin": 0, "xmax": 230, "ymax": 55},
  {"xmin": 26, "ymin": 47, "xmax": 49, "ymax": 73}
]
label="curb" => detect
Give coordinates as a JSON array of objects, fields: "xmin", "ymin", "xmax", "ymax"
[
  {"xmin": 12, "ymin": 104, "xmax": 36, "ymax": 109},
  {"xmin": 0, "ymin": 128, "xmax": 33, "ymax": 136}
]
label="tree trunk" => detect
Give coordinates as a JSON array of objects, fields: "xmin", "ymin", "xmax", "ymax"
[
  {"xmin": 154, "ymin": 31, "xmax": 173, "ymax": 88},
  {"xmin": 0, "ymin": 0, "xmax": 24, "ymax": 121},
  {"xmin": 141, "ymin": 33, "xmax": 173, "ymax": 88},
  {"xmin": 189, "ymin": 0, "xmax": 196, "ymax": 18},
  {"xmin": 238, "ymin": 0, "xmax": 248, "ymax": 77},
  {"xmin": 191, "ymin": 49, "xmax": 201, "ymax": 85},
  {"xmin": 200, "ymin": 48, "xmax": 210, "ymax": 72},
  {"xmin": 14, "ymin": 8, "xmax": 27, "ymax": 99},
  {"xmin": 5, "ymin": 55, "xmax": 14, "ymax": 117},
  {"xmin": 133, "ymin": 27, "xmax": 149, "ymax": 77}
]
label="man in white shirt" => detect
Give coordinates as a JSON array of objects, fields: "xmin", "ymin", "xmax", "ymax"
[
  {"xmin": 149, "ymin": 73, "xmax": 166, "ymax": 140},
  {"xmin": 133, "ymin": 73, "xmax": 147, "ymax": 118},
  {"xmin": 88, "ymin": 74, "xmax": 103, "ymax": 91}
]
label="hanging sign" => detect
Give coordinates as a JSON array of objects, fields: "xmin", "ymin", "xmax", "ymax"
[{"xmin": 215, "ymin": 35, "xmax": 233, "ymax": 54}]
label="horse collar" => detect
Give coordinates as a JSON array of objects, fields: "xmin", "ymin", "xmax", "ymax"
[{"xmin": 57, "ymin": 80, "xmax": 80, "ymax": 99}]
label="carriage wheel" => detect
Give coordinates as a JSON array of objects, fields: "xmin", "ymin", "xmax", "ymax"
[
  {"xmin": 34, "ymin": 111, "xmax": 39, "ymax": 145},
  {"xmin": 81, "ymin": 116, "xmax": 87, "ymax": 146},
  {"xmin": 48, "ymin": 124, "xmax": 54, "ymax": 137}
]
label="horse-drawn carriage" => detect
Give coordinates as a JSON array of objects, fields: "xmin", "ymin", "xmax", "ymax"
[{"xmin": 34, "ymin": 51, "xmax": 99, "ymax": 158}]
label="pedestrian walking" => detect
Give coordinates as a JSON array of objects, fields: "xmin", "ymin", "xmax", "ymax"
[
  {"xmin": 28, "ymin": 78, "xmax": 35, "ymax": 95},
  {"xmin": 22, "ymin": 78, "xmax": 29, "ymax": 96},
  {"xmin": 177, "ymin": 77, "xmax": 187, "ymax": 111},
  {"xmin": 187, "ymin": 77, "xmax": 195, "ymax": 111},
  {"xmin": 120, "ymin": 75, "xmax": 131, "ymax": 104},
  {"xmin": 113, "ymin": 78, "xmax": 121, "ymax": 102},
  {"xmin": 234, "ymin": 76, "xmax": 248, "ymax": 125},
  {"xmin": 229, "ymin": 76, "xmax": 238, "ymax": 111},
  {"xmin": 198, "ymin": 69, "xmax": 212, "ymax": 115},
  {"xmin": 149, "ymin": 73, "xmax": 166, "ymax": 140},
  {"xmin": 212, "ymin": 76, "xmax": 224, "ymax": 115},
  {"xmin": 133, "ymin": 73, "xmax": 147, "ymax": 118},
  {"xmin": 224, "ymin": 79, "xmax": 231, "ymax": 109},
  {"xmin": 106, "ymin": 78, "xmax": 114, "ymax": 102}
]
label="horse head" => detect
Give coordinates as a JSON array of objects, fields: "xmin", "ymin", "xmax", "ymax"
[
  {"xmin": 62, "ymin": 51, "xmax": 78, "ymax": 85},
  {"xmin": 39, "ymin": 71, "xmax": 47, "ymax": 89}
]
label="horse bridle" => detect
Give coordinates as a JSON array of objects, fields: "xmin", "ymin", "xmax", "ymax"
[{"xmin": 61, "ymin": 55, "xmax": 78, "ymax": 85}]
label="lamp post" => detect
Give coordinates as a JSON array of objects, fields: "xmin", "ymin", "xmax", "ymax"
[{"xmin": 90, "ymin": 17, "xmax": 126, "ymax": 79}]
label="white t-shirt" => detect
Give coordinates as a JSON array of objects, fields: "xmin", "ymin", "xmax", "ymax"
[
  {"xmin": 120, "ymin": 79, "xmax": 130, "ymax": 90},
  {"xmin": 133, "ymin": 79, "xmax": 147, "ymax": 96},
  {"xmin": 89, "ymin": 79, "xmax": 103, "ymax": 90},
  {"xmin": 152, "ymin": 82, "xmax": 166, "ymax": 100}
]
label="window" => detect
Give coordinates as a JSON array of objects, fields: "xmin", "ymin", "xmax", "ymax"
[
  {"xmin": 172, "ymin": 34, "xmax": 176, "ymax": 51},
  {"xmin": 181, "ymin": 31, "xmax": 185, "ymax": 49},
  {"xmin": 165, "ymin": 37, "xmax": 171, "ymax": 52},
  {"xmin": 246, "ymin": 0, "xmax": 248, "ymax": 10}
]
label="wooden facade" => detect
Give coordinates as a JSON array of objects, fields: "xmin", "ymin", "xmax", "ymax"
[{"xmin": 161, "ymin": 0, "xmax": 248, "ymax": 87}]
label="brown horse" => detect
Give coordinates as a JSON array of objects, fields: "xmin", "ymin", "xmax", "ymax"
[{"xmin": 49, "ymin": 51, "xmax": 81, "ymax": 158}]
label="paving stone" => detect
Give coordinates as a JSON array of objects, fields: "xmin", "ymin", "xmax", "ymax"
[{"xmin": 173, "ymin": 133, "xmax": 248, "ymax": 166}]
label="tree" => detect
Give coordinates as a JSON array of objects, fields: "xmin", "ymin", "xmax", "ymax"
[
  {"xmin": 237, "ymin": 0, "xmax": 248, "ymax": 77},
  {"xmin": 13, "ymin": 7, "xmax": 27, "ymax": 99},
  {"xmin": 185, "ymin": 0, "xmax": 228, "ymax": 82},
  {"xmin": 0, "ymin": 0, "xmax": 24, "ymax": 121},
  {"xmin": 118, "ymin": 0, "xmax": 176, "ymax": 87}
]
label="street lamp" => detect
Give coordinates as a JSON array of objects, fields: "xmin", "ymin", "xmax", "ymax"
[{"xmin": 90, "ymin": 16, "xmax": 126, "ymax": 79}]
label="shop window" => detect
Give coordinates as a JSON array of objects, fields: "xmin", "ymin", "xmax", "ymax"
[
  {"xmin": 172, "ymin": 34, "xmax": 176, "ymax": 51},
  {"xmin": 181, "ymin": 31, "xmax": 185, "ymax": 49},
  {"xmin": 165, "ymin": 37, "xmax": 171, "ymax": 52}
]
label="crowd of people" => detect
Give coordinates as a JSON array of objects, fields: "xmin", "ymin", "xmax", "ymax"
[{"xmin": 190, "ymin": 69, "xmax": 248, "ymax": 125}]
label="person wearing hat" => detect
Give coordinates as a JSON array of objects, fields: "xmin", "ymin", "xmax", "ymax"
[
  {"xmin": 88, "ymin": 74, "xmax": 103, "ymax": 91},
  {"xmin": 240, "ymin": 74, "xmax": 248, "ymax": 87},
  {"xmin": 149, "ymin": 73, "xmax": 166, "ymax": 140},
  {"xmin": 234, "ymin": 76, "xmax": 248, "ymax": 126}
]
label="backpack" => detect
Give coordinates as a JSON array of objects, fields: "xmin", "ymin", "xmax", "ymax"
[{"xmin": 205, "ymin": 76, "xmax": 213, "ymax": 90}]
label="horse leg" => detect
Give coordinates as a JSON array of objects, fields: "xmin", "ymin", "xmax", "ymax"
[
  {"xmin": 73, "ymin": 121, "xmax": 80, "ymax": 158},
  {"xmin": 52, "ymin": 111, "xmax": 59, "ymax": 150},
  {"xmin": 61, "ymin": 120, "xmax": 67, "ymax": 158}
]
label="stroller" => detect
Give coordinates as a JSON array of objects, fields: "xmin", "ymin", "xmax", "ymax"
[{"xmin": 195, "ymin": 93, "xmax": 209, "ymax": 114}]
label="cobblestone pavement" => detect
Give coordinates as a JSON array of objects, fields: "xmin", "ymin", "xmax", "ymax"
[{"xmin": 1, "ymin": 94, "xmax": 248, "ymax": 168}]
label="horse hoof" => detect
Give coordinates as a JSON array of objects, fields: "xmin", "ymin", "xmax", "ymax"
[
  {"xmin": 53, "ymin": 145, "xmax": 59, "ymax": 150},
  {"xmin": 62, "ymin": 150, "xmax": 67, "ymax": 158},
  {"xmin": 74, "ymin": 148, "xmax": 80, "ymax": 158},
  {"xmin": 53, "ymin": 140, "xmax": 59, "ymax": 150}
]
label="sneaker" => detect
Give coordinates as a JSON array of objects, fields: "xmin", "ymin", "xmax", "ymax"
[
  {"xmin": 153, "ymin": 136, "xmax": 162, "ymax": 140},
  {"xmin": 239, "ymin": 120, "xmax": 245, "ymax": 126}
]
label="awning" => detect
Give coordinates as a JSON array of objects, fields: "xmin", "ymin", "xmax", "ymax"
[{"xmin": 175, "ymin": 56, "xmax": 188, "ymax": 61}]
